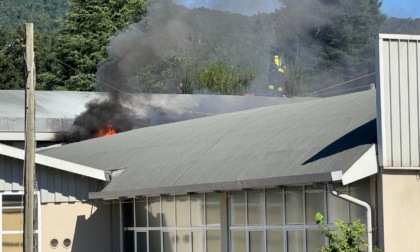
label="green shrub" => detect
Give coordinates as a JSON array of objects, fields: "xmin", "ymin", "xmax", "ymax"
[{"xmin": 315, "ymin": 212, "xmax": 381, "ymax": 252}]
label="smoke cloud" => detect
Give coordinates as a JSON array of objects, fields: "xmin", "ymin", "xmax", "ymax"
[{"xmin": 61, "ymin": 0, "xmax": 376, "ymax": 142}]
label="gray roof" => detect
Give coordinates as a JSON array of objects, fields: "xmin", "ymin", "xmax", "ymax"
[
  {"xmin": 39, "ymin": 91, "xmax": 376, "ymax": 199},
  {"xmin": 0, "ymin": 90, "xmax": 312, "ymax": 136}
]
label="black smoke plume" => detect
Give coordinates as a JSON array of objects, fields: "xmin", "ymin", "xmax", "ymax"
[{"xmin": 57, "ymin": 93, "xmax": 147, "ymax": 142}]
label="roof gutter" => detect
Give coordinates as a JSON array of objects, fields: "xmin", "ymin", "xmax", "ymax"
[
  {"xmin": 327, "ymin": 183, "xmax": 372, "ymax": 252},
  {"xmin": 90, "ymin": 171, "xmax": 343, "ymax": 200}
]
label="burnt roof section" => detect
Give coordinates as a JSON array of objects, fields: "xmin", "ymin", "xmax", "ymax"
[
  {"xmin": 38, "ymin": 91, "xmax": 376, "ymax": 198},
  {"xmin": 0, "ymin": 90, "xmax": 313, "ymax": 140}
]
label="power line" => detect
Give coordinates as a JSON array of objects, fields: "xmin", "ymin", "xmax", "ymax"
[
  {"xmin": 48, "ymin": 56, "xmax": 133, "ymax": 95},
  {"xmin": 311, "ymin": 83, "xmax": 374, "ymax": 97},
  {"xmin": 0, "ymin": 38, "xmax": 24, "ymax": 54},
  {"xmin": 307, "ymin": 72, "xmax": 376, "ymax": 96},
  {"xmin": 36, "ymin": 48, "xmax": 218, "ymax": 116}
]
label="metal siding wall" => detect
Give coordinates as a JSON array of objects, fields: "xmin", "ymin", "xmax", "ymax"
[
  {"xmin": 0, "ymin": 155, "xmax": 102, "ymax": 203},
  {"xmin": 377, "ymin": 34, "xmax": 420, "ymax": 168},
  {"xmin": 409, "ymin": 41, "xmax": 420, "ymax": 166}
]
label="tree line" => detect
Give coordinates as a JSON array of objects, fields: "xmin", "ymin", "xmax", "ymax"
[{"xmin": 0, "ymin": 0, "xmax": 417, "ymax": 96}]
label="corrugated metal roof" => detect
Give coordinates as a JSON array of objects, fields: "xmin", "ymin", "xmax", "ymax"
[
  {"xmin": 0, "ymin": 90, "xmax": 314, "ymax": 135},
  {"xmin": 39, "ymin": 91, "xmax": 376, "ymax": 198}
]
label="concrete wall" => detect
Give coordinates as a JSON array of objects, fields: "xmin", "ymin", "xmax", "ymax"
[
  {"xmin": 378, "ymin": 169, "xmax": 420, "ymax": 251},
  {"xmin": 41, "ymin": 201, "xmax": 113, "ymax": 252}
]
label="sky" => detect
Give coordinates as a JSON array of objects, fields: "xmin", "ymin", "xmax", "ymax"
[
  {"xmin": 173, "ymin": 0, "xmax": 420, "ymax": 18},
  {"xmin": 381, "ymin": 0, "xmax": 420, "ymax": 18}
]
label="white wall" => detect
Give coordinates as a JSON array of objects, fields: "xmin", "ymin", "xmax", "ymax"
[{"xmin": 41, "ymin": 201, "xmax": 113, "ymax": 252}]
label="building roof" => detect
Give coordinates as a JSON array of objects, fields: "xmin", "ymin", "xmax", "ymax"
[
  {"xmin": 0, "ymin": 90, "xmax": 313, "ymax": 141},
  {"xmin": 0, "ymin": 143, "xmax": 107, "ymax": 181},
  {"xmin": 38, "ymin": 90, "xmax": 377, "ymax": 199}
]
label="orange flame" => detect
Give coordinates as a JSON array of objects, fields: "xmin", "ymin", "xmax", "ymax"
[{"xmin": 94, "ymin": 125, "xmax": 117, "ymax": 138}]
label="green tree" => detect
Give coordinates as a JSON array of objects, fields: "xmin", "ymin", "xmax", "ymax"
[
  {"xmin": 276, "ymin": 0, "xmax": 385, "ymax": 94},
  {"xmin": 50, "ymin": 0, "xmax": 146, "ymax": 91},
  {"xmin": 0, "ymin": 0, "xmax": 69, "ymax": 32},
  {"xmin": 0, "ymin": 26, "xmax": 26, "ymax": 90},
  {"xmin": 0, "ymin": 25, "xmax": 64, "ymax": 90},
  {"xmin": 285, "ymin": 54, "xmax": 306, "ymax": 96},
  {"xmin": 189, "ymin": 62, "xmax": 255, "ymax": 95}
]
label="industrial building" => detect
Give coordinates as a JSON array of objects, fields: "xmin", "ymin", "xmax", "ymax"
[{"xmin": 0, "ymin": 33, "xmax": 418, "ymax": 251}]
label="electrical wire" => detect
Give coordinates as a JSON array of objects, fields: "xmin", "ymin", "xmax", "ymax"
[
  {"xmin": 35, "ymin": 48, "xmax": 218, "ymax": 116},
  {"xmin": 307, "ymin": 72, "xmax": 375, "ymax": 96},
  {"xmin": 311, "ymin": 83, "xmax": 374, "ymax": 97},
  {"xmin": 0, "ymin": 38, "xmax": 24, "ymax": 54}
]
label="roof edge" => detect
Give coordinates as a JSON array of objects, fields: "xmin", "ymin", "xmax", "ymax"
[
  {"xmin": 342, "ymin": 144, "xmax": 378, "ymax": 185},
  {"xmin": 0, "ymin": 132, "xmax": 58, "ymax": 141},
  {"xmin": 0, "ymin": 143, "xmax": 107, "ymax": 181},
  {"xmin": 90, "ymin": 171, "xmax": 341, "ymax": 199}
]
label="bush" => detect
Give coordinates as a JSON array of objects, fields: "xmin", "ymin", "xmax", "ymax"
[{"xmin": 315, "ymin": 212, "xmax": 381, "ymax": 252}]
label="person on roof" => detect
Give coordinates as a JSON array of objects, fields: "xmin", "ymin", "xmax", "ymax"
[{"xmin": 268, "ymin": 55, "xmax": 286, "ymax": 96}]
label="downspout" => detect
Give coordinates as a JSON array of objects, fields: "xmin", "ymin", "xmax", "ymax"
[{"xmin": 327, "ymin": 183, "xmax": 372, "ymax": 252}]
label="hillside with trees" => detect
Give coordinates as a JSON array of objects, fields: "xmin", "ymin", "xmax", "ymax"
[
  {"xmin": 0, "ymin": 0, "xmax": 69, "ymax": 32},
  {"xmin": 0, "ymin": 0, "xmax": 417, "ymax": 96}
]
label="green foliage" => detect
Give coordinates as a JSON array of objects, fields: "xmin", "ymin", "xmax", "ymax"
[
  {"xmin": 189, "ymin": 62, "xmax": 255, "ymax": 95},
  {"xmin": 276, "ymin": 0, "xmax": 385, "ymax": 94},
  {"xmin": 49, "ymin": 0, "xmax": 147, "ymax": 91},
  {"xmin": 0, "ymin": 0, "xmax": 414, "ymax": 95},
  {"xmin": 285, "ymin": 55, "xmax": 306, "ymax": 96},
  {"xmin": 380, "ymin": 17, "xmax": 420, "ymax": 35},
  {"xmin": 0, "ymin": 26, "xmax": 25, "ymax": 90},
  {"xmin": 315, "ymin": 212, "xmax": 381, "ymax": 252},
  {"xmin": 0, "ymin": 0, "xmax": 69, "ymax": 32}
]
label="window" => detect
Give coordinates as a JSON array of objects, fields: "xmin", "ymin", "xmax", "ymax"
[
  {"xmin": 121, "ymin": 179, "xmax": 370, "ymax": 252},
  {"xmin": 1, "ymin": 192, "xmax": 41, "ymax": 252},
  {"xmin": 228, "ymin": 181, "xmax": 369, "ymax": 252},
  {"xmin": 123, "ymin": 192, "xmax": 221, "ymax": 252}
]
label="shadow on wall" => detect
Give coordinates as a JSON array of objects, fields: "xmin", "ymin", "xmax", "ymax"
[{"xmin": 71, "ymin": 202, "xmax": 113, "ymax": 252}]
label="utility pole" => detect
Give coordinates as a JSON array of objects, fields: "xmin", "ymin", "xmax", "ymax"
[{"xmin": 24, "ymin": 22, "xmax": 35, "ymax": 252}]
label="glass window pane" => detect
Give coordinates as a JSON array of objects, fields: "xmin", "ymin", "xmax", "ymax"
[
  {"xmin": 123, "ymin": 201, "xmax": 134, "ymax": 227},
  {"xmin": 306, "ymin": 229, "xmax": 325, "ymax": 252},
  {"xmin": 287, "ymin": 230, "xmax": 304, "ymax": 252},
  {"xmin": 285, "ymin": 187, "xmax": 304, "ymax": 224},
  {"xmin": 163, "ymin": 232, "xmax": 175, "ymax": 252},
  {"xmin": 135, "ymin": 198, "xmax": 147, "ymax": 227},
  {"xmin": 191, "ymin": 194, "xmax": 204, "ymax": 227},
  {"xmin": 148, "ymin": 197, "xmax": 161, "ymax": 227},
  {"xmin": 248, "ymin": 190, "xmax": 264, "ymax": 226},
  {"xmin": 177, "ymin": 230, "xmax": 190, "ymax": 252},
  {"xmin": 206, "ymin": 193, "xmax": 220, "ymax": 225},
  {"xmin": 305, "ymin": 185, "xmax": 325, "ymax": 224},
  {"xmin": 267, "ymin": 230, "xmax": 284, "ymax": 252},
  {"xmin": 327, "ymin": 185, "xmax": 348, "ymax": 224},
  {"xmin": 124, "ymin": 231, "xmax": 134, "ymax": 252},
  {"xmin": 2, "ymin": 234, "xmax": 23, "ymax": 252},
  {"xmin": 266, "ymin": 188, "xmax": 283, "ymax": 225},
  {"xmin": 231, "ymin": 230, "xmax": 246, "ymax": 252},
  {"xmin": 250, "ymin": 231, "xmax": 264, "ymax": 252},
  {"xmin": 149, "ymin": 231, "xmax": 161, "ymax": 252},
  {"xmin": 230, "ymin": 191, "xmax": 246, "ymax": 226},
  {"xmin": 349, "ymin": 179, "xmax": 370, "ymax": 223},
  {"xmin": 206, "ymin": 230, "xmax": 221, "ymax": 252},
  {"xmin": 162, "ymin": 196, "xmax": 175, "ymax": 227},
  {"xmin": 192, "ymin": 231, "xmax": 205, "ymax": 252},
  {"xmin": 2, "ymin": 195, "xmax": 23, "ymax": 207},
  {"xmin": 34, "ymin": 196, "xmax": 39, "ymax": 230},
  {"xmin": 2, "ymin": 208, "xmax": 23, "ymax": 231},
  {"xmin": 136, "ymin": 232, "xmax": 147, "ymax": 252},
  {"xmin": 176, "ymin": 195, "xmax": 190, "ymax": 227}
]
